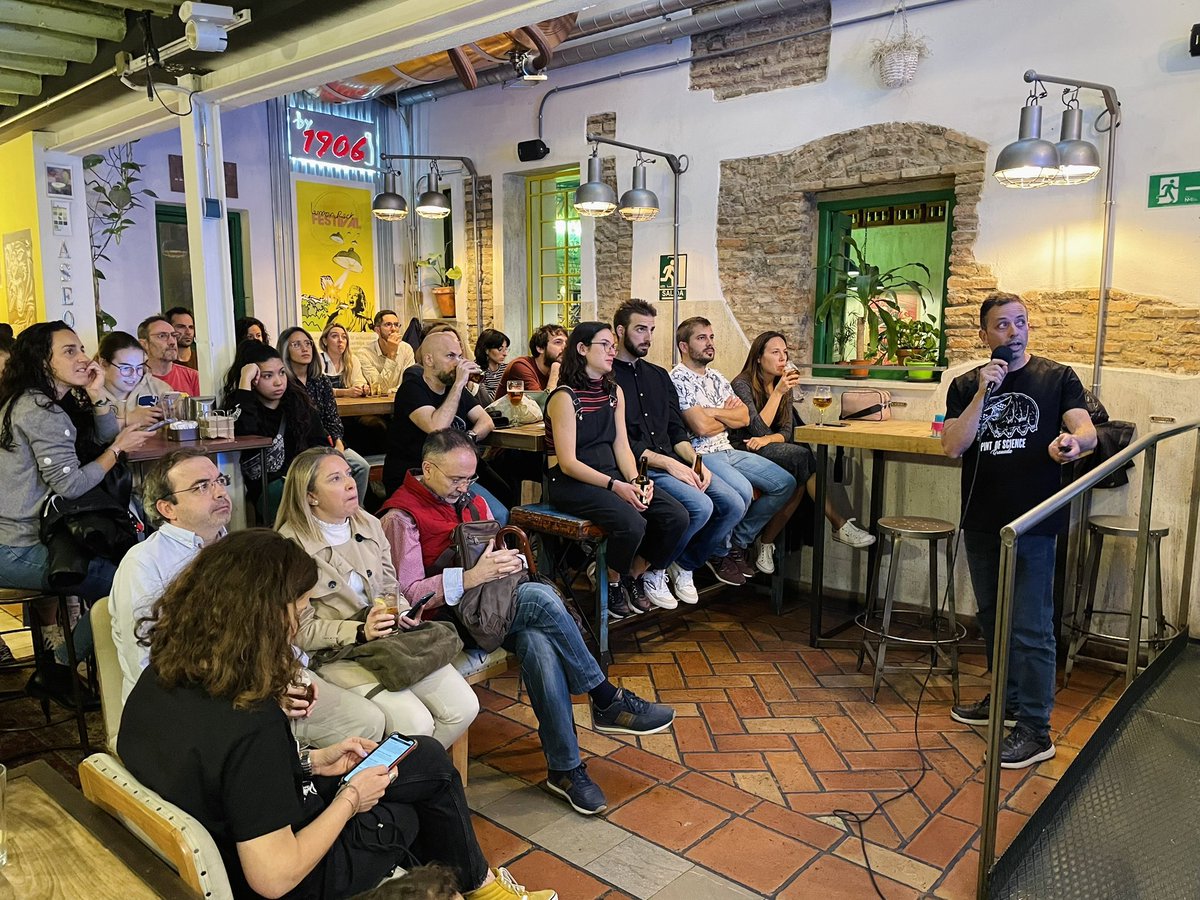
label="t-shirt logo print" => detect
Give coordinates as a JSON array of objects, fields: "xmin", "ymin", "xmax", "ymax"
[{"xmin": 980, "ymin": 392, "xmax": 1040, "ymax": 443}]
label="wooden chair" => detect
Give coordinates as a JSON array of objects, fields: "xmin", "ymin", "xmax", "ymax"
[
  {"xmin": 448, "ymin": 648, "xmax": 515, "ymax": 784},
  {"xmin": 80, "ymin": 752, "xmax": 234, "ymax": 899},
  {"xmin": 89, "ymin": 597, "xmax": 124, "ymax": 755}
]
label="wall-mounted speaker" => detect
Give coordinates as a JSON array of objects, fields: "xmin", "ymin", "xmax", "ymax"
[{"xmin": 517, "ymin": 139, "xmax": 550, "ymax": 162}]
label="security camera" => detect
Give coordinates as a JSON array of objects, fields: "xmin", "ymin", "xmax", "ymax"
[
  {"xmin": 179, "ymin": 3, "xmax": 236, "ymax": 51},
  {"xmin": 178, "ymin": 3, "xmax": 236, "ymax": 26}
]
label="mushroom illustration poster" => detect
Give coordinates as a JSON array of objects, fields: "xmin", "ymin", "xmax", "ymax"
[{"xmin": 294, "ymin": 180, "xmax": 377, "ymax": 334}]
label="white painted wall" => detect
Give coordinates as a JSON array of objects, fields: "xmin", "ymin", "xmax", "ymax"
[{"xmin": 97, "ymin": 102, "xmax": 278, "ymax": 339}]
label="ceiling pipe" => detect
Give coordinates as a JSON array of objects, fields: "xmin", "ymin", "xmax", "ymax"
[
  {"xmin": 394, "ymin": 0, "xmax": 817, "ymax": 106},
  {"xmin": 570, "ymin": 0, "xmax": 695, "ymax": 41}
]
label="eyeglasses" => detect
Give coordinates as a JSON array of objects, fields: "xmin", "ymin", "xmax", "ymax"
[
  {"xmin": 288, "ymin": 339, "xmax": 315, "ymax": 350},
  {"xmin": 157, "ymin": 473, "xmax": 231, "ymax": 503},
  {"xmin": 588, "ymin": 340, "xmax": 617, "ymax": 352},
  {"xmin": 427, "ymin": 460, "xmax": 479, "ymax": 489},
  {"xmin": 149, "ymin": 331, "xmax": 177, "ymax": 342},
  {"xmin": 112, "ymin": 363, "xmax": 146, "ymax": 377}
]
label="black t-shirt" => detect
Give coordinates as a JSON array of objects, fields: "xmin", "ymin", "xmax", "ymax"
[
  {"xmin": 118, "ymin": 671, "xmax": 323, "ymax": 899},
  {"xmin": 382, "ymin": 373, "xmax": 481, "ymax": 493},
  {"xmin": 945, "ymin": 355, "xmax": 1086, "ymax": 536}
]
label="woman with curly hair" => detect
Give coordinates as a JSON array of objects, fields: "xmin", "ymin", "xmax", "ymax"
[{"xmin": 119, "ymin": 528, "xmax": 555, "ymax": 900}]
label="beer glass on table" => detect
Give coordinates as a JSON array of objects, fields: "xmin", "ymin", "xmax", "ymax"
[
  {"xmin": 507, "ymin": 380, "xmax": 524, "ymax": 405},
  {"xmin": 812, "ymin": 385, "xmax": 834, "ymax": 427}
]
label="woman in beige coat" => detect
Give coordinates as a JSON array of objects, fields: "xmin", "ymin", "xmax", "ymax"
[{"xmin": 275, "ymin": 447, "xmax": 478, "ymax": 747}]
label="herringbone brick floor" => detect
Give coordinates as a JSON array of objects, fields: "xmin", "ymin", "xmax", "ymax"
[{"xmin": 467, "ymin": 592, "xmax": 1120, "ymax": 899}]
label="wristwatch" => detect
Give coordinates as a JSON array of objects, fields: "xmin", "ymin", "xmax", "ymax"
[
  {"xmin": 299, "ymin": 749, "xmax": 313, "ymax": 776},
  {"xmin": 466, "ymin": 430, "xmax": 478, "ymax": 442}
]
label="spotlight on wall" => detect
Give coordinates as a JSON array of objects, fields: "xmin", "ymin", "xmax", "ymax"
[
  {"xmin": 371, "ymin": 170, "xmax": 408, "ymax": 221},
  {"xmin": 618, "ymin": 159, "xmax": 659, "ymax": 222},
  {"xmin": 415, "ymin": 162, "xmax": 451, "ymax": 219},
  {"xmin": 993, "ymin": 91, "xmax": 1060, "ymax": 188},
  {"xmin": 1048, "ymin": 102, "xmax": 1100, "ymax": 185},
  {"xmin": 574, "ymin": 148, "xmax": 617, "ymax": 217},
  {"xmin": 178, "ymin": 2, "xmax": 237, "ymax": 52}
]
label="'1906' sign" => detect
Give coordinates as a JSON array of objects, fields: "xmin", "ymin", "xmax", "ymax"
[{"xmin": 288, "ymin": 107, "xmax": 377, "ymax": 172}]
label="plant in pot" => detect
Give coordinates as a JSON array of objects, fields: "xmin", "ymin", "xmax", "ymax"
[
  {"xmin": 416, "ymin": 250, "xmax": 462, "ymax": 318},
  {"xmin": 869, "ymin": 1, "xmax": 930, "ymax": 88},
  {"xmin": 893, "ymin": 314, "xmax": 941, "ymax": 381},
  {"xmin": 816, "ymin": 235, "xmax": 933, "ymax": 379}
]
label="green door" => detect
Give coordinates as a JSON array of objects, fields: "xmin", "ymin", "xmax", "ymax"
[{"xmin": 154, "ymin": 204, "xmax": 247, "ymax": 321}]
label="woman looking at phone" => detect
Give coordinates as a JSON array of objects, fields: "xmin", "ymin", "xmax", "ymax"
[
  {"xmin": 119, "ymin": 528, "xmax": 556, "ymax": 900},
  {"xmin": 544, "ymin": 322, "xmax": 688, "ymax": 620},
  {"xmin": 95, "ymin": 331, "xmax": 171, "ymax": 429},
  {"xmin": 275, "ymin": 447, "xmax": 478, "ymax": 748},
  {"xmin": 730, "ymin": 332, "xmax": 875, "ymax": 573}
]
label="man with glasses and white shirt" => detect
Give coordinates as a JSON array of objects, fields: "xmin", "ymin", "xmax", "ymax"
[
  {"xmin": 358, "ymin": 309, "xmax": 416, "ymax": 393},
  {"xmin": 110, "ymin": 449, "xmax": 385, "ymax": 746},
  {"xmin": 138, "ymin": 314, "xmax": 200, "ymax": 396}
]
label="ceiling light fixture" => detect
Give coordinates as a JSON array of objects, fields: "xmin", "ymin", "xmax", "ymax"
[
  {"xmin": 371, "ymin": 170, "xmax": 408, "ymax": 221},
  {"xmin": 574, "ymin": 148, "xmax": 617, "ymax": 217},
  {"xmin": 618, "ymin": 159, "xmax": 659, "ymax": 222},
  {"xmin": 415, "ymin": 162, "xmax": 451, "ymax": 219}
]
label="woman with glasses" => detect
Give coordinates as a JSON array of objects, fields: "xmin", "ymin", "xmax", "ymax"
[
  {"xmin": 96, "ymin": 331, "xmax": 172, "ymax": 430},
  {"xmin": 275, "ymin": 447, "xmax": 478, "ymax": 747},
  {"xmin": 544, "ymin": 322, "xmax": 688, "ymax": 621},
  {"xmin": 278, "ymin": 327, "xmax": 372, "ymax": 505}
]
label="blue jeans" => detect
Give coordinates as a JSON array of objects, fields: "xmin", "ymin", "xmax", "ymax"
[
  {"xmin": 964, "ymin": 531, "xmax": 1057, "ymax": 735},
  {"xmin": 473, "ymin": 485, "xmax": 508, "ymax": 526},
  {"xmin": 502, "ymin": 580, "xmax": 605, "ymax": 772},
  {"xmin": 649, "ymin": 469, "xmax": 746, "ymax": 569},
  {"xmin": 699, "ymin": 450, "xmax": 796, "ymax": 549},
  {"xmin": 0, "ymin": 542, "xmax": 111, "ymax": 663}
]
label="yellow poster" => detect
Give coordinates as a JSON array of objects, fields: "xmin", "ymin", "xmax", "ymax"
[{"xmin": 294, "ymin": 180, "xmax": 376, "ymax": 335}]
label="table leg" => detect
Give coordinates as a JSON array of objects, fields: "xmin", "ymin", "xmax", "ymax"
[
  {"xmin": 864, "ymin": 450, "xmax": 887, "ymax": 609},
  {"xmin": 810, "ymin": 443, "xmax": 829, "ymax": 646},
  {"xmin": 257, "ymin": 447, "xmax": 269, "ymax": 524}
]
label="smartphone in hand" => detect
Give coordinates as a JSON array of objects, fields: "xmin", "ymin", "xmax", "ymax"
[{"xmin": 341, "ymin": 732, "xmax": 417, "ymax": 783}]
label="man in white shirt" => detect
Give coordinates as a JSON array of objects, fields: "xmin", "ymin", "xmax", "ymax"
[
  {"xmin": 110, "ymin": 449, "xmax": 384, "ymax": 747},
  {"xmin": 358, "ymin": 309, "xmax": 416, "ymax": 392},
  {"xmin": 670, "ymin": 316, "xmax": 796, "ymax": 584}
]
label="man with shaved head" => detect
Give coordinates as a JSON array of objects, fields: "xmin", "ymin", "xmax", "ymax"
[{"xmin": 382, "ymin": 330, "xmax": 507, "ymax": 520}]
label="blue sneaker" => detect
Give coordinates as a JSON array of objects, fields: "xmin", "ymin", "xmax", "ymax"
[
  {"xmin": 591, "ymin": 688, "xmax": 675, "ymax": 736},
  {"xmin": 544, "ymin": 763, "xmax": 607, "ymax": 815}
]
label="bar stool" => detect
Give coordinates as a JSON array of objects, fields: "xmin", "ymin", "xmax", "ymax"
[
  {"xmin": 856, "ymin": 516, "xmax": 964, "ymax": 702},
  {"xmin": 0, "ymin": 587, "xmax": 92, "ymax": 761},
  {"xmin": 1064, "ymin": 515, "xmax": 1178, "ymax": 682}
]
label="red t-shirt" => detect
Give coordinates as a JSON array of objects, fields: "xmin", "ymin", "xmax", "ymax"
[
  {"xmin": 158, "ymin": 363, "xmax": 200, "ymax": 396},
  {"xmin": 501, "ymin": 356, "xmax": 548, "ymax": 391}
]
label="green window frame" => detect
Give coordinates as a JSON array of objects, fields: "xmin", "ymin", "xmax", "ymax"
[
  {"xmin": 526, "ymin": 168, "xmax": 581, "ymax": 329},
  {"xmin": 154, "ymin": 203, "xmax": 247, "ymax": 321}
]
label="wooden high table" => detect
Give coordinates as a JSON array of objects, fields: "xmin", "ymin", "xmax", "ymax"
[
  {"xmin": 1, "ymin": 760, "xmax": 194, "ymax": 898},
  {"xmin": 796, "ymin": 419, "xmax": 952, "ymax": 648},
  {"xmin": 336, "ymin": 394, "xmax": 394, "ymax": 418}
]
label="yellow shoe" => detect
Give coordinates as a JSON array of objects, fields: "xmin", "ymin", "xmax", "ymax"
[{"xmin": 464, "ymin": 867, "xmax": 558, "ymax": 900}]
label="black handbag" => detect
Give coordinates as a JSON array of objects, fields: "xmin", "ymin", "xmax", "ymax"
[{"xmin": 39, "ymin": 462, "xmax": 139, "ymax": 589}]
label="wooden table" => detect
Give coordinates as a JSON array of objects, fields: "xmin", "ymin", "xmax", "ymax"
[
  {"xmin": 336, "ymin": 394, "xmax": 394, "ymax": 418},
  {"xmin": 483, "ymin": 423, "xmax": 545, "ymax": 452},
  {"xmin": 796, "ymin": 419, "xmax": 952, "ymax": 647},
  {"xmin": 1, "ymin": 761, "xmax": 195, "ymax": 898}
]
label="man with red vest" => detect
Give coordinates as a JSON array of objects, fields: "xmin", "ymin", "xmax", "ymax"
[{"xmin": 380, "ymin": 428, "xmax": 674, "ymax": 816}]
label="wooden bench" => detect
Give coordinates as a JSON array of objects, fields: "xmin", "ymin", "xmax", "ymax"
[{"xmin": 449, "ymin": 648, "xmax": 515, "ymax": 785}]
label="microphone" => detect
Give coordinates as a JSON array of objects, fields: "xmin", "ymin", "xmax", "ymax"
[{"xmin": 982, "ymin": 345, "xmax": 1016, "ymax": 402}]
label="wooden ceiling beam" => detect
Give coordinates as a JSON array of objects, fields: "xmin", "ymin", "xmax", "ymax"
[
  {"xmin": 87, "ymin": 0, "xmax": 175, "ymax": 16},
  {"xmin": 0, "ymin": 22, "xmax": 96, "ymax": 61},
  {"xmin": 0, "ymin": 65, "xmax": 39, "ymax": 93},
  {"xmin": 0, "ymin": 90, "xmax": 20, "ymax": 104},
  {"xmin": 0, "ymin": 48, "xmax": 68, "ymax": 74},
  {"xmin": 0, "ymin": 0, "xmax": 126, "ymax": 42}
]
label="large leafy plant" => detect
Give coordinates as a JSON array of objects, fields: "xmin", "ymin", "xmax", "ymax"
[
  {"xmin": 84, "ymin": 142, "xmax": 156, "ymax": 334},
  {"xmin": 415, "ymin": 250, "xmax": 462, "ymax": 287},
  {"xmin": 816, "ymin": 235, "xmax": 933, "ymax": 362}
]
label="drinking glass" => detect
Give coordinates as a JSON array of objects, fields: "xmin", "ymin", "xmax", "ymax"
[
  {"xmin": 507, "ymin": 380, "xmax": 525, "ymax": 405},
  {"xmin": 812, "ymin": 385, "xmax": 834, "ymax": 427},
  {"xmin": 160, "ymin": 392, "xmax": 181, "ymax": 422}
]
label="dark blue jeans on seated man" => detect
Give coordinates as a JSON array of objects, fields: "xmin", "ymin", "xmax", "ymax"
[
  {"xmin": 501, "ymin": 579, "xmax": 604, "ymax": 773},
  {"xmin": 964, "ymin": 530, "xmax": 1057, "ymax": 736},
  {"xmin": 648, "ymin": 469, "xmax": 746, "ymax": 567}
]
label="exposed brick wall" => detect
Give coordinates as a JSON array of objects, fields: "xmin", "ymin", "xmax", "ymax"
[
  {"xmin": 587, "ymin": 112, "xmax": 633, "ymax": 326},
  {"xmin": 717, "ymin": 122, "xmax": 989, "ymax": 364},
  {"xmin": 691, "ymin": 0, "xmax": 830, "ymax": 100},
  {"xmin": 462, "ymin": 174, "xmax": 493, "ymax": 346}
]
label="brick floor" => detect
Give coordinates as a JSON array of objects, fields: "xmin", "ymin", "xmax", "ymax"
[{"xmin": 468, "ymin": 592, "xmax": 1121, "ymax": 898}]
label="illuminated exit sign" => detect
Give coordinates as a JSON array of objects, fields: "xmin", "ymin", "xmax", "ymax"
[{"xmin": 287, "ymin": 106, "xmax": 377, "ymax": 173}]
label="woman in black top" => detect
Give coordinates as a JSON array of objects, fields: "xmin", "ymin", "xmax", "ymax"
[
  {"xmin": 544, "ymin": 322, "xmax": 687, "ymax": 620},
  {"xmin": 223, "ymin": 341, "xmax": 329, "ymax": 521},
  {"xmin": 277, "ymin": 327, "xmax": 371, "ymax": 504},
  {"xmin": 119, "ymin": 528, "xmax": 554, "ymax": 900}
]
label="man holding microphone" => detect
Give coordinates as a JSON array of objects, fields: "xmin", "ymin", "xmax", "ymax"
[{"xmin": 941, "ymin": 293, "xmax": 1096, "ymax": 768}]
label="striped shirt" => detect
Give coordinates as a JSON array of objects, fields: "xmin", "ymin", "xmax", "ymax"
[{"xmin": 545, "ymin": 379, "xmax": 614, "ymax": 457}]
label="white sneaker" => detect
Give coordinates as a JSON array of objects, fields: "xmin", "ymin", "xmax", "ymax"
[
  {"xmin": 641, "ymin": 569, "xmax": 678, "ymax": 609},
  {"xmin": 833, "ymin": 518, "xmax": 876, "ymax": 549},
  {"xmin": 667, "ymin": 563, "xmax": 699, "ymax": 604},
  {"xmin": 755, "ymin": 542, "xmax": 776, "ymax": 574}
]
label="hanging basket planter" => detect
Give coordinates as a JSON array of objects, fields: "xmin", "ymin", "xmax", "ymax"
[{"xmin": 870, "ymin": 1, "xmax": 930, "ymax": 88}]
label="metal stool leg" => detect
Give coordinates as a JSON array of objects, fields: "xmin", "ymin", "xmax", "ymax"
[
  {"xmin": 858, "ymin": 531, "xmax": 888, "ymax": 673},
  {"xmin": 595, "ymin": 538, "xmax": 610, "ymax": 673},
  {"xmin": 58, "ymin": 594, "xmax": 90, "ymax": 755},
  {"xmin": 873, "ymin": 535, "xmax": 903, "ymax": 702},
  {"xmin": 1148, "ymin": 534, "xmax": 1165, "ymax": 659},
  {"xmin": 1065, "ymin": 529, "xmax": 1103, "ymax": 684},
  {"xmin": 944, "ymin": 536, "xmax": 960, "ymax": 705},
  {"xmin": 927, "ymin": 538, "xmax": 940, "ymax": 669}
]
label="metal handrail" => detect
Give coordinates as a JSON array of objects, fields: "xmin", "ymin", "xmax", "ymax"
[{"xmin": 977, "ymin": 416, "xmax": 1200, "ymax": 898}]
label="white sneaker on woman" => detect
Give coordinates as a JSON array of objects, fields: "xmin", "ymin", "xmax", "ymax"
[
  {"xmin": 641, "ymin": 570, "xmax": 678, "ymax": 609},
  {"xmin": 833, "ymin": 518, "xmax": 876, "ymax": 549},
  {"xmin": 755, "ymin": 542, "xmax": 776, "ymax": 574},
  {"xmin": 666, "ymin": 563, "xmax": 699, "ymax": 604}
]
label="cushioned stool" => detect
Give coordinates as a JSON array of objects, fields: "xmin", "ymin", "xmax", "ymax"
[
  {"xmin": 1064, "ymin": 514, "xmax": 1178, "ymax": 683},
  {"xmin": 856, "ymin": 516, "xmax": 964, "ymax": 702}
]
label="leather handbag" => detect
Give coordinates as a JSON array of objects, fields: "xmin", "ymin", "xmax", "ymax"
[
  {"xmin": 451, "ymin": 521, "xmax": 538, "ymax": 652},
  {"xmin": 840, "ymin": 389, "xmax": 892, "ymax": 422}
]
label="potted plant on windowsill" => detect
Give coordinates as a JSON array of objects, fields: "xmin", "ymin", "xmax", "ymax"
[
  {"xmin": 416, "ymin": 251, "xmax": 462, "ymax": 318},
  {"xmin": 893, "ymin": 314, "xmax": 941, "ymax": 380},
  {"xmin": 816, "ymin": 235, "xmax": 933, "ymax": 379}
]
